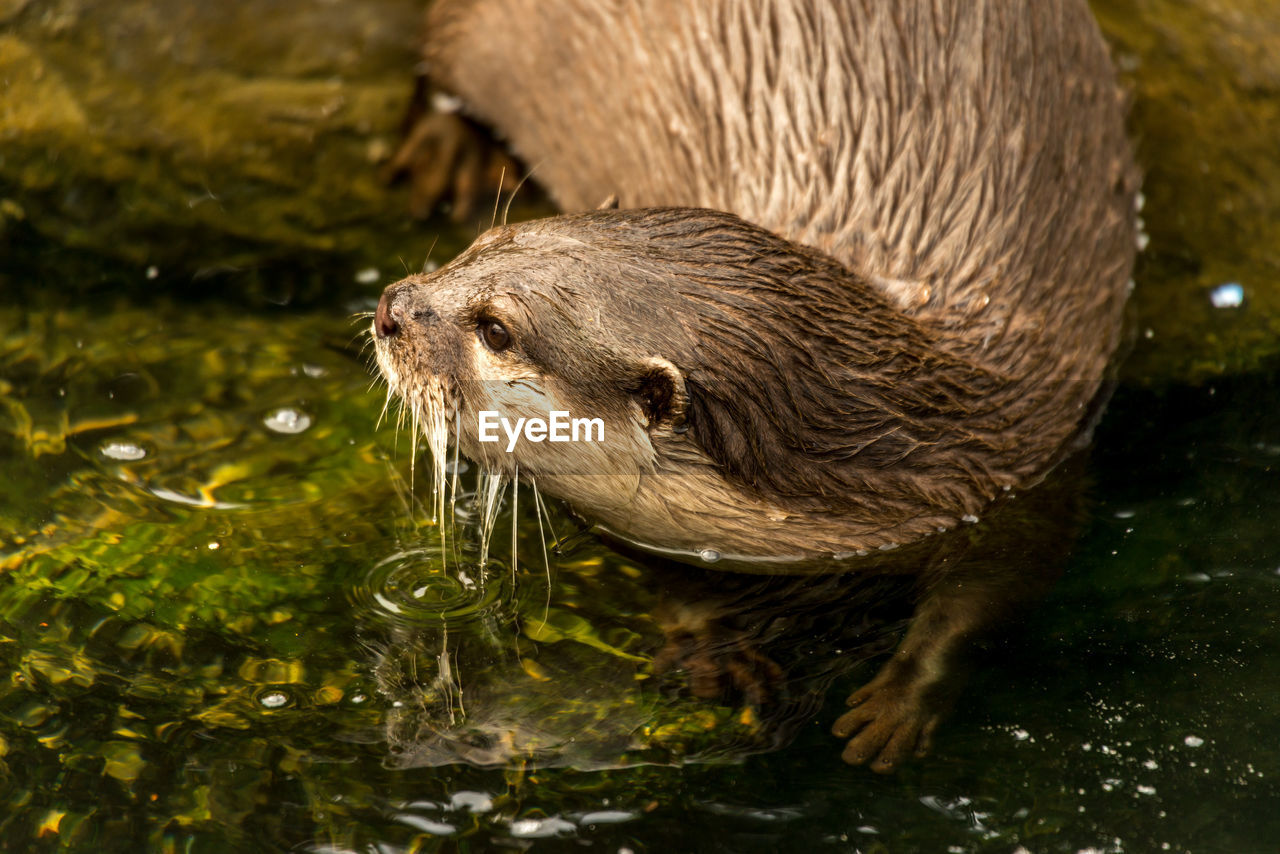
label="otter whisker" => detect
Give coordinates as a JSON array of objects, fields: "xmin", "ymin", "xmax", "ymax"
[
  {"xmin": 530, "ymin": 477, "xmax": 553, "ymax": 625},
  {"xmin": 421, "ymin": 235, "xmax": 440, "ymax": 274},
  {"xmin": 453, "ymin": 409, "xmax": 468, "ymax": 524},
  {"xmin": 413, "ymin": 378, "xmax": 450, "ymax": 527},
  {"xmin": 393, "ymin": 397, "xmax": 407, "ymax": 451},
  {"xmin": 384, "ymin": 456, "xmax": 419, "ymax": 524},
  {"xmin": 449, "ymin": 411, "xmax": 462, "ymax": 542},
  {"xmin": 490, "ymin": 166, "xmax": 507, "ymax": 232},
  {"xmin": 434, "ymin": 390, "xmax": 449, "ymax": 525},
  {"xmin": 477, "ymin": 469, "xmax": 507, "ymax": 567},
  {"xmin": 408, "ymin": 397, "xmax": 420, "ymax": 497},
  {"xmin": 504, "ymin": 468, "xmax": 514, "ymax": 581},
  {"xmin": 449, "ymin": 420, "xmax": 462, "ymax": 517},
  {"xmin": 348, "ymin": 326, "xmax": 378, "ymax": 358},
  {"xmin": 500, "ymin": 161, "xmax": 542, "ymax": 227},
  {"xmin": 531, "ymin": 481, "xmax": 562, "ymax": 553},
  {"xmin": 375, "ymin": 386, "xmax": 395, "ymax": 432}
]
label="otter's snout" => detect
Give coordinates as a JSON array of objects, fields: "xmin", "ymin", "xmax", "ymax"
[
  {"xmin": 374, "ymin": 288, "xmax": 400, "ymax": 339},
  {"xmin": 375, "ymin": 283, "xmax": 440, "ymax": 340}
]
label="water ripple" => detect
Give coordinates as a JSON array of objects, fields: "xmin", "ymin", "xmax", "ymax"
[{"xmin": 351, "ymin": 547, "xmax": 510, "ymax": 628}]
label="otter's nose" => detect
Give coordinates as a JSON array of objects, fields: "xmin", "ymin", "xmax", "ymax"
[{"xmin": 375, "ymin": 289, "xmax": 400, "ymax": 339}]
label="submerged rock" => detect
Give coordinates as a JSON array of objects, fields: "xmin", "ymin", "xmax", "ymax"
[
  {"xmin": 0, "ymin": 0, "xmax": 433, "ymax": 290},
  {"xmin": 1094, "ymin": 0, "xmax": 1280, "ymax": 383}
]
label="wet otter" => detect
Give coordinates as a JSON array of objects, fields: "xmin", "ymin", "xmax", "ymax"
[{"xmin": 372, "ymin": 0, "xmax": 1137, "ymax": 769}]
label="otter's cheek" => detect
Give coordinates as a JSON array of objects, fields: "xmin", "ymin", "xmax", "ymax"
[
  {"xmin": 386, "ymin": 321, "xmax": 473, "ymax": 387},
  {"xmin": 454, "ymin": 374, "xmax": 568, "ymax": 473}
]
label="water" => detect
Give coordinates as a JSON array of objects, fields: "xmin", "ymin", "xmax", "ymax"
[{"xmin": 3, "ymin": 1, "xmax": 1280, "ymax": 851}]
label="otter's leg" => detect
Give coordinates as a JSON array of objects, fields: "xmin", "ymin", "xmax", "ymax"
[
  {"xmin": 831, "ymin": 560, "xmax": 1052, "ymax": 773},
  {"xmin": 385, "ymin": 0, "xmax": 523, "ymax": 221},
  {"xmin": 830, "ymin": 577, "xmax": 977, "ymax": 772},
  {"xmin": 383, "ymin": 70, "xmax": 520, "ymax": 222},
  {"xmin": 650, "ymin": 598, "xmax": 785, "ymax": 708}
]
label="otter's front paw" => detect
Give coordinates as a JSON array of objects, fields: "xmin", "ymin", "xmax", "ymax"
[
  {"xmin": 383, "ymin": 89, "xmax": 519, "ymax": 222},
  {"xmin": 830, "ymin": 665, "xmax": 946, "ymax": 774}
]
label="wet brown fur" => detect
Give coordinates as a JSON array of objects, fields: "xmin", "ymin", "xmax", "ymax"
[
  {"xmin": 373, "ymin": 0, "xmax": 1139, "ymax": 768},
  {"xmin": 381, "ymin": 0, "xmax": 1137, "ymax": 558}
]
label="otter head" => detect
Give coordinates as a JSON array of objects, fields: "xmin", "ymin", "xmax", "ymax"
[
  {"xmin": 372, "ymin": 210, "xmax": 703, "ymax": 529},
  {"xmin": 374, "ymin": 208, "xmax": 1002, "ymax": 559}
]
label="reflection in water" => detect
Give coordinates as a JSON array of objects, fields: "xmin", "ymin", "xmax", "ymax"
[{"xmin": 356, "ymin": 461, "xmax": 1084, "ymax": 772}]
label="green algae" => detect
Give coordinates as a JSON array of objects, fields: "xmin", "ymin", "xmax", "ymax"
[
  {"xmin": 0, "ymin": 0, "xmax": 455, "ymax": 281},
  {"xmin": 0, "ymin": 293, "xmax": 788, "ymax": 850}
]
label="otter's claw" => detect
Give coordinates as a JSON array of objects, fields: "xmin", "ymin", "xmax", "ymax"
[
  {"xmin": 384, "ymin": 82, "xmax": 519, "ymax": 222},
  {"xmin": 831, "ymin": 659, "xmax": 950, "ymax": 773}
]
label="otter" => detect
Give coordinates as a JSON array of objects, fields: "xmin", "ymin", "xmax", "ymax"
[{"xmin": 372, "ymin": 0, "xmax": 1138, "ymax": 770}]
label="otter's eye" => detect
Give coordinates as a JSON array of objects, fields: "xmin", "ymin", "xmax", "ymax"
[{"xmin": 478, "ymin": 318, "xmax": 512, "ymax": 352}]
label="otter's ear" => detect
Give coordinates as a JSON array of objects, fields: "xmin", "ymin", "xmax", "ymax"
[{"xmin": 625, "ymin": 357, "xmax": 688, "ymax": 431}]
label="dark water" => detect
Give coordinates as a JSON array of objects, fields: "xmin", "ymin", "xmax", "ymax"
[
  {"xmin": 3, "ymin": 2, "xmax": 1280, "ymax": 852},
  {"xmin": 5, "ymin": 290, "xmax": 1277, "ymax": 852}
]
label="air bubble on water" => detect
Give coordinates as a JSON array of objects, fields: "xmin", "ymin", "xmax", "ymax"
[
  {"xmin": 579, "ymin": 810, "xmax": 636, "ymax": 825},
  {"xmin": 355, "ymin": 267, "xmax": 380, "ymax": 284},
  {"xmin": 100, "ymin": 440, "xmax": 148, "ymax": 461},
  {"xmin": 394, "ymin": 814, "xmax": 456, "ymax": 835},
  {"xmin": 699, "ymin": 548, "xmax": 721, "ymax": 563},
  {"xmin": 1209, "ymin": 282, "xmax": 1244, "ymax": 309},
  {"xmin": 264, "ymin": 407, "xmax": 312, "ymax": 434},
  {"xmin": 450, "ymin": 791, "xmax": 495, "ymax": 813},
  {"xmin": 258, "ymin": 691, "xmax": 289, "ymax": 709},
  {"xmin": 509, "ymin": 817, "xmax": 575, "ymax": 838}
]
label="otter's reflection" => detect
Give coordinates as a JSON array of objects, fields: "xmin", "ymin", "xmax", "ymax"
[{"xmin": 360, "ymin": 466, "xmax": 1081, "ymax": 772}]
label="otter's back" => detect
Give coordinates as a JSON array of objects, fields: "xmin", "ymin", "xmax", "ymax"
[{"xmin": 428, "ymin": 0, "xmax": 1137, "ymax": 383}]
